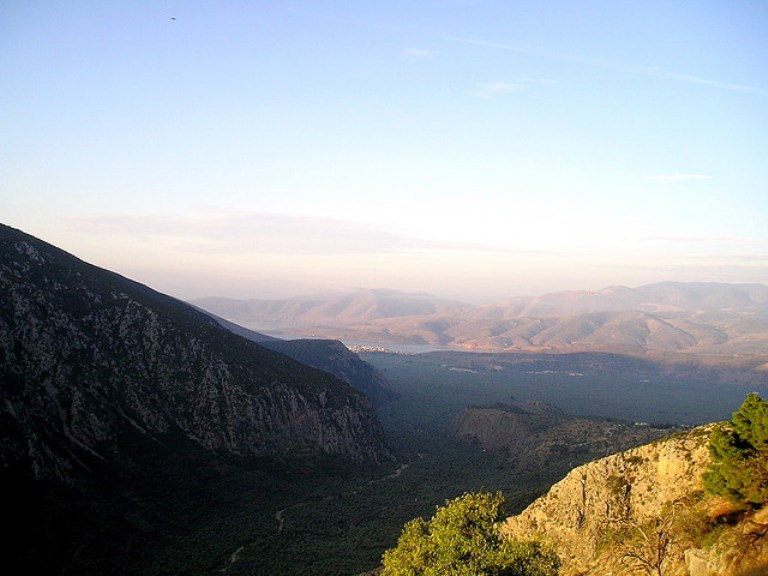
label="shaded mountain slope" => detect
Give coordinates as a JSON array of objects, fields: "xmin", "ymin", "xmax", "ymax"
[
  {"xmin": 0, "ymin": 223, "xmax": 391, "ymax": 574},
  {"xmin": 201, "ymin": 311, "xmax": 281, "ymax": 342},
  {"xmin": 200, "ymin": 310, "xmax": 397, "ymax": 406},
  {"xmin": 0, "ymin": 223, "xmax": 390, "ymax": 480},
  {"xmin": 258, "ymin": 338, "xmax": 398, "ymax": 407}
]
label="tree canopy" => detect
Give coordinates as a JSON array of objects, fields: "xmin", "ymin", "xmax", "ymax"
[
  {"xmin": 381, "ymin": 491, "xmax": 559, "ymax": 576},
  {"xmin": 704, "ymin": 393, "xmax": 768, "ymax": 507}
]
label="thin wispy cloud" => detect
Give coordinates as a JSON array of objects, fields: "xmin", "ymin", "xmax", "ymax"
[
  {"xmin": 64, "ymin": 211, "xmax": 571, "ymax": 258},
  {"xmin": 476, "ymin": 82, "xmax": 525, "ymax": 98},
  {"xmin": 646, "ymin": 69, "xmax": 768, "ymax": 96},
  {"xmin": 444, "ymin": 34, "xmax": 768, "ymax": 97},
  {"xmin": 643, "ymin": 234, "xmax": 754, "ymax": 245},
  {"xmin": 66, "ymin": 212, "xmax": 409, "ymax": 255},
  {"xmin": 590, "ymin": 234, "xmax": 768, "ymax": 280},
  {"xmin": 647, "ymin": 174, "xmax": 712, "ymax": 182},
  {"xmin": 402, "ymin": 48, "xmax": 437, "ymax": 58},
  {"xmin": 474, "ymin": 78, "xmax": 555, "ymax": 98},
  {"xmin": 442, "ymin": 35, "xmax": 530, "ymax": 55}
]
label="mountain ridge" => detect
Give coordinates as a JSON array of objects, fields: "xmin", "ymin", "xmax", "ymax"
[
  {"xmin": 0, "ymin": 223, "xmax": 393, "ymax": 574},
  {"xmin": 197, "ymin": 307, "xmax": 398, "ymax": 406},
  {"xmin": 0, "ymin": 223, "xmax": 391, "ymax": 479},
  {"xmin": 193, "ymin": 283, "xmax": 768, "ymax": 357}
]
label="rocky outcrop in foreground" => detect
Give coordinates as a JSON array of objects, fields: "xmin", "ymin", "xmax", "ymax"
[{"xmin": 501, "ymin": 427, "xmax": 768, "ymax": 575}]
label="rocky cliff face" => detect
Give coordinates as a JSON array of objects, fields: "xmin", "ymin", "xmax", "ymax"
[
  {"xmin": 501, "ymin": 426, "xmax": 768, "ymax": 575},
  {"xmin": 0, "ymin": 224, "xmax": 391, "ymax": 486},
  {"xmin": 197, "ymin": 310, "xmax": 397, "ymax": 405},
  {"xmin": 258, "ymin": 338, "xmax": 398, "ymax": 407}
]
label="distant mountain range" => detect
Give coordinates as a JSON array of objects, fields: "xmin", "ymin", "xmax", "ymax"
[
  {"xmin": 194, "ymin": 289, "xmax": 470, "ymax": 329},
  {"xmin": 193, "ymin": 283, "xmax": 768, "ymax": 356}
]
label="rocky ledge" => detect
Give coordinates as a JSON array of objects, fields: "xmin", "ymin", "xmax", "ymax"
[{"xmin": 502, "ymin": 426, "xmax": 768, "ymax": 575}]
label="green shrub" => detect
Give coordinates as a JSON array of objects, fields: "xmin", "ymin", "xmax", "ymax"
[
  {"xmin": 381, "ymin": 491, "xmax": 559, "ymax": 576},
  {"xmin": 703, "ymin": 393, "xmax": 768, "ymax": 508}
]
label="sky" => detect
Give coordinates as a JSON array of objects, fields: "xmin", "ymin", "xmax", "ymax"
[{"xmin": 2, "ymin": 1, "xmax": 767, "ymax": 303}]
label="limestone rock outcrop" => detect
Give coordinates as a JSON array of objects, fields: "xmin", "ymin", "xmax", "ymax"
[{"xmin": 502, "ymin": 426, "xmax": 768, "ymax": 575}]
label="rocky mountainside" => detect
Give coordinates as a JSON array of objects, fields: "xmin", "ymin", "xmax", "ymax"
[
  {"xmin": 0, "ymin": 223, "xmax": 390, "ymax": 481},
  {"xmin": 258, "ymin": 338, "xmax": 398, "ymax": 407},
  {"xmin": 501, "ymin": 426, "xmax": 768, "ymax": 575},
  {"xmin": 0, "ymin": 223, "xmax": 392, "ymax": 573},
  {"xmin": 193, "ymin": 283, "xmax": 768, "ymax": 356},
  {"xmin": 201, "ymin": 310, "xmax": 398, "ymax": 407}
]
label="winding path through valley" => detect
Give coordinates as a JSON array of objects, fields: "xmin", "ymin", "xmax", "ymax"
[{"xmin": 219, "ymin": 459, "xmax": 414, "ymax": 571}]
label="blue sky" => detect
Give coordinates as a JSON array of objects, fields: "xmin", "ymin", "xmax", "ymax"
[{"xmin": 3, "ymin": 1, "xmax": 767, "ymax": 302}]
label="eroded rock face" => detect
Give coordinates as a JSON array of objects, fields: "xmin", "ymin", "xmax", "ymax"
[
  {"xmin": 258, "ymin": 338, "xmax": 398, "ymax": 407},
  {"xmin": 0, "ymin": 224, "xmax": 391, "ymax": 485},
  {"xmin": 502, "ymin": 425, "xmax": 768, "ymax": 575},
  {"xmin": 501, "ymin": 427, "xmax": 713, "ymax": 576}
]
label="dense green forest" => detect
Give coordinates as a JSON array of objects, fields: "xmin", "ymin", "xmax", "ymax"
[{"xmin": 93, "ymin": 350, "xmax": 761, "ymax": 575}]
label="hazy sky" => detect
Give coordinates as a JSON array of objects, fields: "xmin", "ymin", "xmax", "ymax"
[{"xmin": 3, "ymin": 1, "xmax": 767, "ymax": 303}]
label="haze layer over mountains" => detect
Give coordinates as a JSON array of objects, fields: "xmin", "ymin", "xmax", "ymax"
[{"xmin": 193, "ymin": 283, "xmax": 768, "ymax": 356}]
